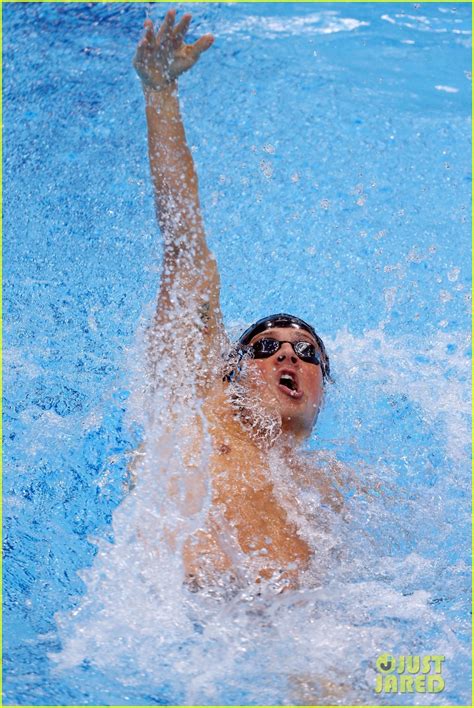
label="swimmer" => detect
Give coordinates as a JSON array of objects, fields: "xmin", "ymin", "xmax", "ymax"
[{"xmin": 132, "ymin": 10, "xmax": 350, "ymax": 593}]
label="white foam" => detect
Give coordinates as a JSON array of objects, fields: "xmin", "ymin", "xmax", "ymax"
[
  {"xmin": 219, "ymin": 12, "xmax": 369, "ymax": 39},
  {"xmin": 435, "ymin": 85, "xmax": 460, "ymax": 94},
  {"xmin": 327, "ymin": 325, "xmax": 470, "ymax": 462},
  {"xmin": 51, "ymin": 319, "xmax": 470, "ymax": 704}
]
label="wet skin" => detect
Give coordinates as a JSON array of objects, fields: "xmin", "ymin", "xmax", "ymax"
[
  {"xmin": 243, "ymin": 326, "xmax": 324, "ymax": 438},
  {"xmin": 132, "ymin": 12, "xmax": 340, "ymax": 592},
  {"xmin": 180, "ymin": 327, "xmax": 335, "ymax": 591}
]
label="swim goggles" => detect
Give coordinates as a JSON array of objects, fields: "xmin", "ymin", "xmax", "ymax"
[
  {"xmin": 222, "ymin": 312, "xmax": 332, "ymax": 384},
  {"xmin": 246, "ymin": 337, "xmax": 322, "ymax": 366},
  {"xmin": 239, "ymin": 313, "xmax": 330, "ymax": 380}
]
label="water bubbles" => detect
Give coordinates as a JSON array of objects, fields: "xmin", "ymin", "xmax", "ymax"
[
  {"xmin": 439, "ymin": 290, "xmax": 453, "ymax": 303},
  {"xmin": 48, "ymin": 321, "xmax": 471, "ymax": 704},
  {"xmin": 447, "ymin": 266, "xmax": 460, "ymax": 282},
  {"xmin": 259, "ymin": 160, "xmax": 273, "ymax": 179},
  {"xmin": 383, "ymin": 287, "xmax": 397, "ymax": 310},
  {"xmin": 407, "ymin": 248, "xmax": 424, "ymax": 263},
  {"xmin": 6, "ymin": 1, "xmax": 468, "ymax": 702}
]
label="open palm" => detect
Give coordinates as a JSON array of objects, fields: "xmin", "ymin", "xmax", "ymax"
[{"xmin": 133, "ymin": 9, "xmax": 214, "ymax": 90}]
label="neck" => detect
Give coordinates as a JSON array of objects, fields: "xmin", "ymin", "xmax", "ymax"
[
  {"xmin": 278, "ymin": 425, "xmax": 309, "ymax": 451},
  {"xmin": 225, "ymin": 382, "xmax": 281, "ymax": 450},
  {"xmin": 280, "ymin": 416, "xmax": 311, "ymax": 444},
  {"xmin": 230, "ymin": 400, "xmax": 311, "ymax": 453},
  {"xmin": 223, "ymin": 380, "xmax": 313, "ymax": 450},
  {"xmin": 238, "ymin": 405, "xmax": 282, "ymax": 450}
]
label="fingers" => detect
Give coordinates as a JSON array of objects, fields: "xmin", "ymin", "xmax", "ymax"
[
  {"xmin": 189, "ymin": 33, "xmax": 214, "ymax": 58},
  {"xmin": 136, "ymin": 9, "xmax": 214, "ymax": 74},
  {"xmin": 173, "ymin": 13, "xmax": 192, "ymax": 46},
  {"xmin": 135, "ymin": 18, "xmax": 155, "ymax": 62},
  {"xmin": 155, "ymin": 8, "xmax": 176, "ymax": 49},
  {"xmin": 144, "ymin": 18, "xmax": 155, "ymax": 46}
]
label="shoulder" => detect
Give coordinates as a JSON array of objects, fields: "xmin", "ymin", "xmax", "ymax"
[
  {"xmin": 298, "ymin": 449, "xmax": 352, "ymax": 485},
  {"xmin": 300, "ymin": 450, "xmax": 386, "ymax": 503},
  {"xmin": 289, "ymin": 450, "xmax": 348, "ymax": 514},
  {"xmin": 201, "ymin": 378, "xmax": 231, "ymax": 419}
]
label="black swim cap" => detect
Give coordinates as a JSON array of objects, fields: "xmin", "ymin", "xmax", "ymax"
[{"xmin": 238, "ymin": 313, "xmax": 331, "ymax": 382}]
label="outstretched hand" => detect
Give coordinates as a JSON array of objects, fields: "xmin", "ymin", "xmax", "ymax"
[{"xmin": 133, "ymin": 9, "xmax": 214, "ymax": 90}]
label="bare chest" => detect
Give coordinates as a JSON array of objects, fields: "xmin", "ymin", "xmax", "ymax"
[{"xmin": 182, "ymin": 400, "xmax": 312, "ymax": 583}]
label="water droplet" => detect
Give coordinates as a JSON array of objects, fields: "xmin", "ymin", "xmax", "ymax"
[{"xmin": 448, "ymin": 267, "xmax": 460, "ymax": 282}]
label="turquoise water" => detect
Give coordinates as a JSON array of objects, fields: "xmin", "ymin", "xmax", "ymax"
[{"xmin": 3, "ymin": 2, "xmax": 471, "ymax": 705}]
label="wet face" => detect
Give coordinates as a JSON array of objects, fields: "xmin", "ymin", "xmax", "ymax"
[{"xmin": 243, "ymin": 327, "xmax": 324, "ymax": 439}]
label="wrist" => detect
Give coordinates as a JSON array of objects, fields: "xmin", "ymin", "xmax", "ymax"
[{"xmin": 143, "ymin": 80, "xmax": 178, "ymax": 101}]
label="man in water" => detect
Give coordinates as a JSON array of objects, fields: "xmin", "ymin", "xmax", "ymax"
[{"xmin": 133, "ymin": 10, "xmax": 344, "ymax": 593}]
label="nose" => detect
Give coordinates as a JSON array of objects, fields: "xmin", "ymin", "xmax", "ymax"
[{"xmin": 277, "ymin": 342, "xmax": 298, "ymax": 365}]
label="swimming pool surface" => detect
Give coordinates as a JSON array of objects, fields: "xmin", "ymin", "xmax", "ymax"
[{"xmin": 3, "ymin": 2, "xmax": 471, "ymax": 705}]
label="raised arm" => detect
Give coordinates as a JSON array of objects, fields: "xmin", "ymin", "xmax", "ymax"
[{"xmin": 133, "ymin": 11, "xmax": 226, "ymax": 389}]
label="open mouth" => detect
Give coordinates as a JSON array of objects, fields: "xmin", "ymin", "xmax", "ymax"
[
  {"xmin": 277, "ymin": 371, "xmax": 303, "ymax": 399},
  {"xmin": 280, "ymin": 373, "xmax": 296, "ymax": 391}
]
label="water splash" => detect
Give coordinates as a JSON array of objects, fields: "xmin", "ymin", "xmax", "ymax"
[{"xmin": 51, "ymin": 320, "xmax": 470, "ymax": 705}]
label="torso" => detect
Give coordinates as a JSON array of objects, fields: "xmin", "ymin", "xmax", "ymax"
[{"xmin": 178, "ymin": 384, "xmax": 341, "ymax": 592}]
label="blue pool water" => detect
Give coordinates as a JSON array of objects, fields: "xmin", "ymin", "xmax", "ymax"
[{"xmin": 3, "ymin": 2, "xmax": 471, "ymax": 705}]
